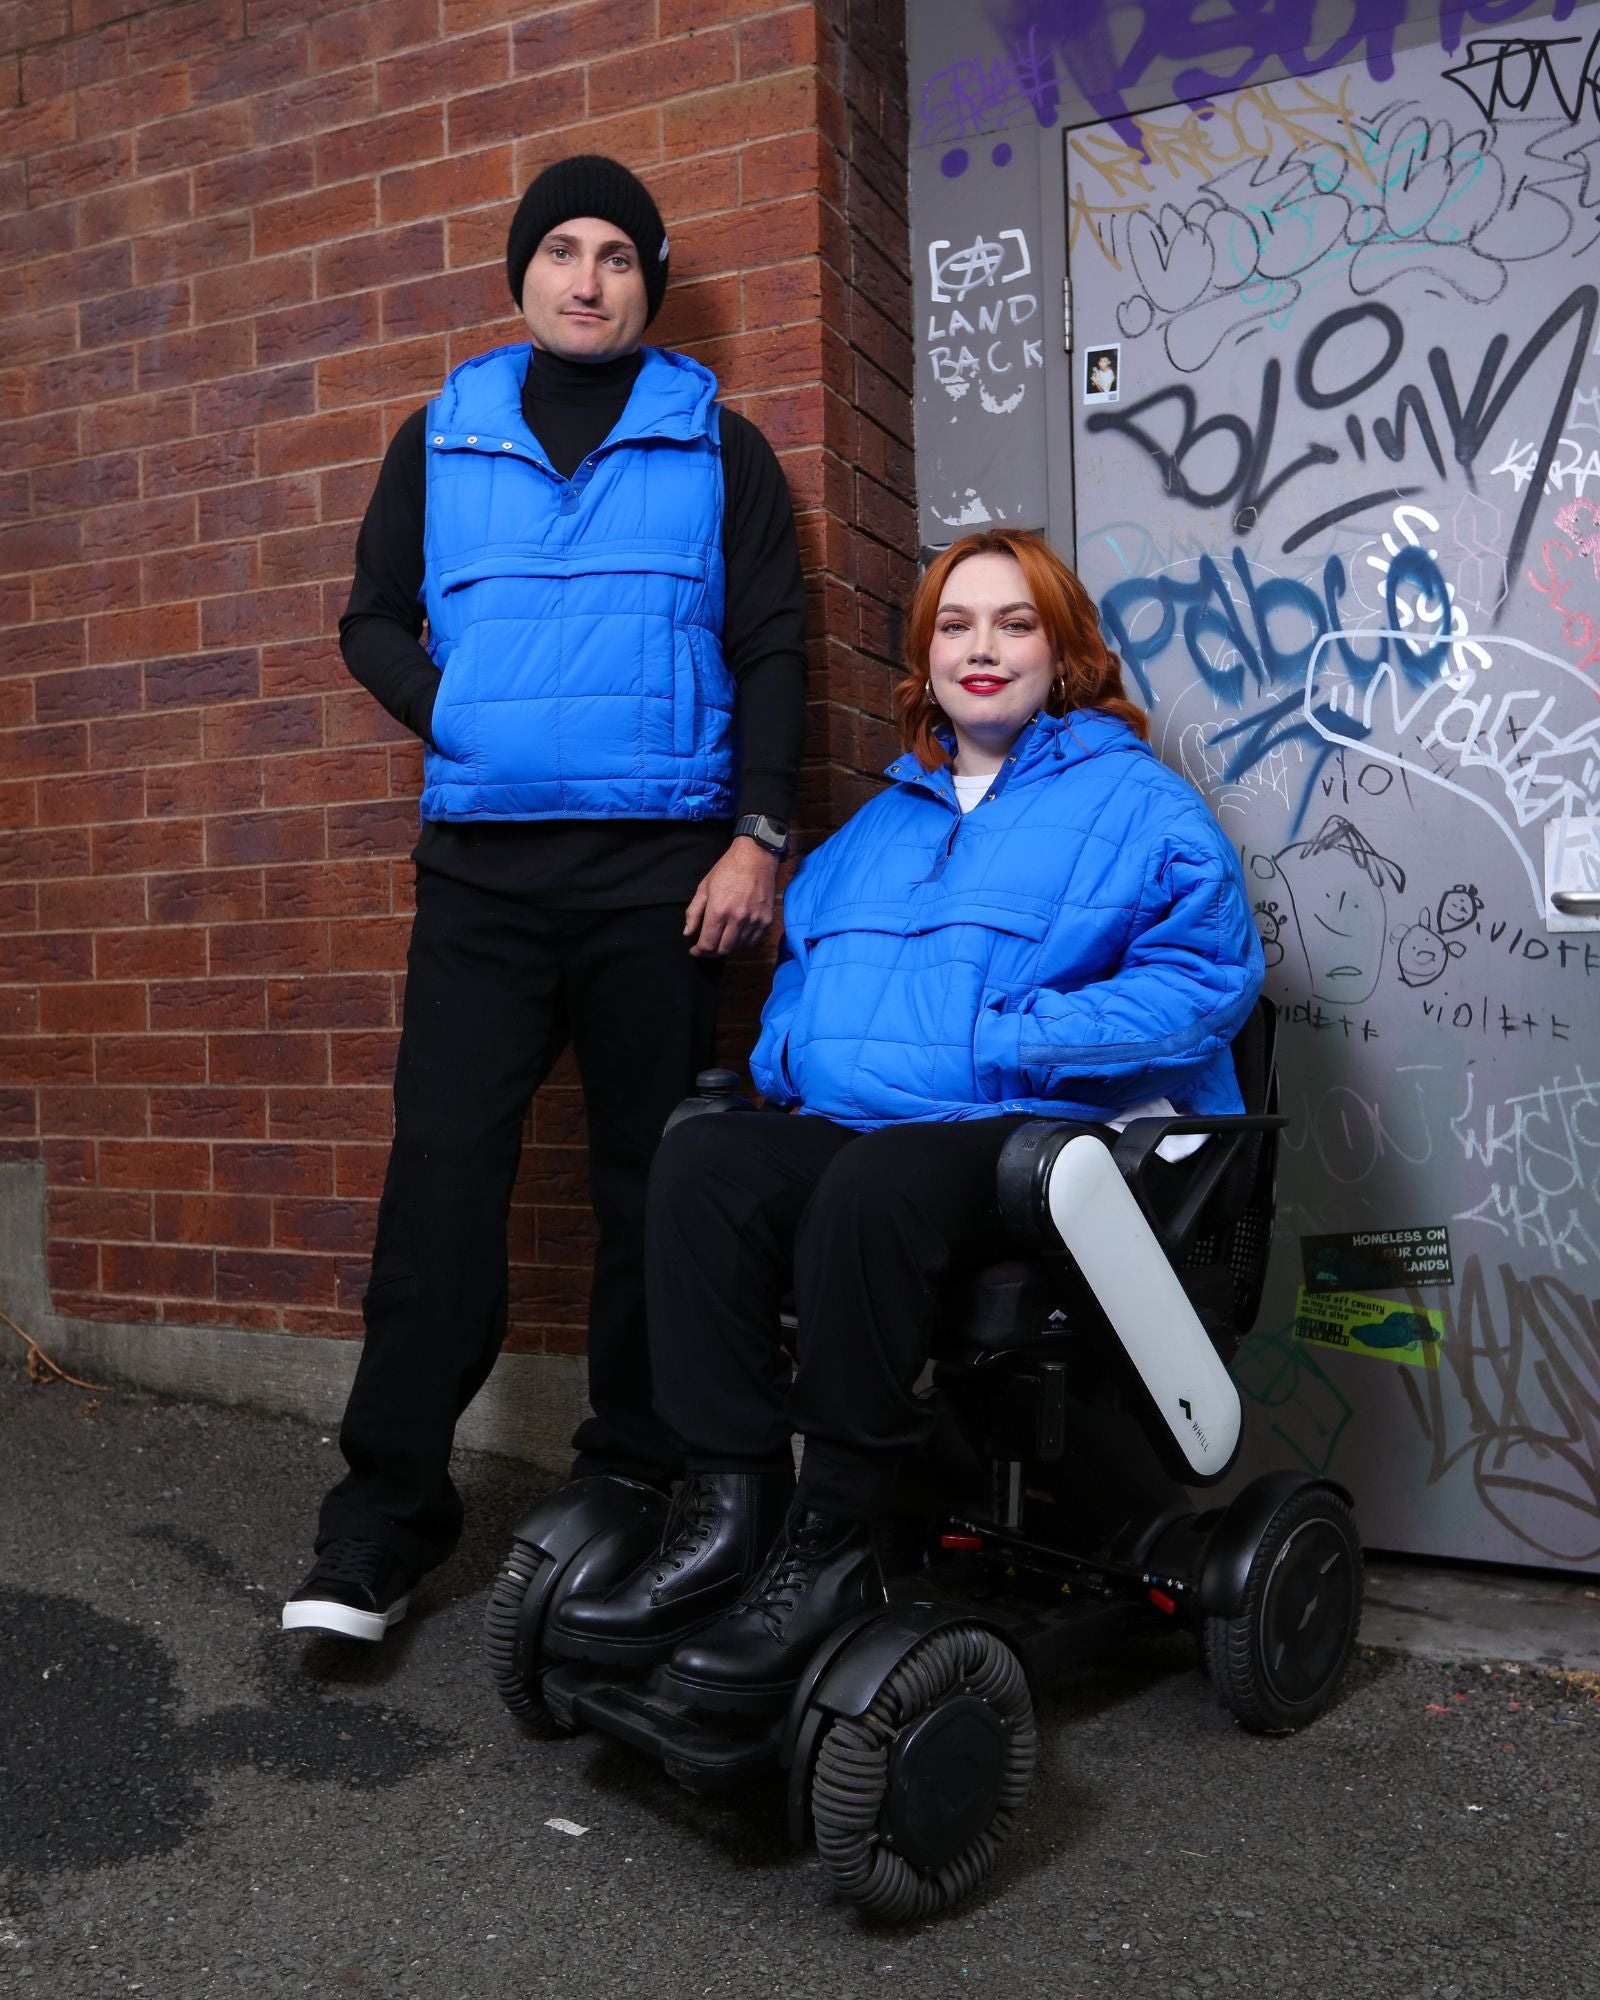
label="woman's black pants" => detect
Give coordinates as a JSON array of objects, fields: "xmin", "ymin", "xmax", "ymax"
[
  {"xmin": 645, "ymin": 1108, "xmax": 1044, "ymax": 1521},
  {"xmin": 317, "ymin": 869, "xmax": 720, "ymax": 1576}
]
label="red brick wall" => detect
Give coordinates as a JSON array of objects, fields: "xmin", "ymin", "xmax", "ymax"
[{"xmin": 0, "ymin": 0, "xmax": 911, "ymax": 1360}]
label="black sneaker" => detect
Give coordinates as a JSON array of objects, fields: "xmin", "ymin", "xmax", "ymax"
[{"xmin": 281, "ymin": 1540, "xmax": 414, "ymax": 1642}]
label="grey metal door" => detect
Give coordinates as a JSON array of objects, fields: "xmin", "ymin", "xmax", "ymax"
[{"xmin": 1065, "ymin": 23, "xmax": 1600, "ymax": 1569}]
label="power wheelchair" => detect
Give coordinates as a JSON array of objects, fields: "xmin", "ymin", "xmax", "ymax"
[{"xmin": 484, "ymin": 1000, "xmax": 1362, "ymax": 1919}]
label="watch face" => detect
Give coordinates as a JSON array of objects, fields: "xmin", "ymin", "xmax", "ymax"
[{"xmin": 739, "ymin": 816, "xmax": 787, "ymax": 854}]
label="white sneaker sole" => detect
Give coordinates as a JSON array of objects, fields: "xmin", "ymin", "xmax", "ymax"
[{"xmin": 281, "ymin": 1594, "xmax": 410, "ymax": 1642}]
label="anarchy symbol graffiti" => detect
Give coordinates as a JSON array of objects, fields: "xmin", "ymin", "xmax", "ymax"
[{"xmin": 927, "ymin": 228, "xmax": 1032, "ymax": 302}]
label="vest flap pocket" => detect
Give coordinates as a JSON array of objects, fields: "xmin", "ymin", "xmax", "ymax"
[
  {"xmin": 437, "ymin": 547, "xmax": 708, "ymax": 593},
  {"xmin": 803, "ymin": 897, "xmax": 1052, "ymax": 946}
]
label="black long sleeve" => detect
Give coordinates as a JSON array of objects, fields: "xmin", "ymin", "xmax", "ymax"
[
  {"xmin": 338, "ymin": 405, "xmax": 436, "ymax": 739},
  {"xmin": 338, "ymin": 348, "xmax": 807, "ymax": 903}
]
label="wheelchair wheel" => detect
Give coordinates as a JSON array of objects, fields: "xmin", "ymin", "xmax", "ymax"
[
  {"xmin": 483, "ymin": 1478, "xmax": 671, "ymax": 1735},
  {"xmin": 484, "ymin": 1539, "xmax": 569, "ymax": 1735},
  {"xmin": 807, "ymin": 1621, "xmax": 1037, "ymax": 1920},
  {"xmin": 1202, "ymin": 1485, "xmax": 1362, "ymax": 1734}
]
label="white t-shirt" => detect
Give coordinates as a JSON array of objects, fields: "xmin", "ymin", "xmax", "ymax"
[{"xmin": 951, "ymin": 771, "xmax": 1205, "ymax": 1163}]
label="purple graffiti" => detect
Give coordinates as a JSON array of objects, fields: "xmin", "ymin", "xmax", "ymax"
[
  {"xmin": 918, "ymin": 23, "xmax": 1061, "ymax": 162},
  {"xmin": 974, "ymin": 0, "xmax": 1578, "ymax": 149}
]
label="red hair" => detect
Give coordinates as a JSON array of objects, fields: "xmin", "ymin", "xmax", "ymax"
[{"xmin": 893, "ymin": 529, "xmax": 1147, "ymax": 770}]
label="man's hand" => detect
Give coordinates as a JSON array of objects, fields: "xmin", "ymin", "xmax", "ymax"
[{"xmin": 684, "ymin": 837, "xmax": 780, "ymax": 957}]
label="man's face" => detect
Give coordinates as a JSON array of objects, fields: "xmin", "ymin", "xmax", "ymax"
[{"xmin": 519, "ymin": 215, "xmax": 649, "ymax": 362}]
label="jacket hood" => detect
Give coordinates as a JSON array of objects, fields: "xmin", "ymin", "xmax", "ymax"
[{"xmin": 885, "ymin": 707, "xmax": 1153, "ymax": 793}]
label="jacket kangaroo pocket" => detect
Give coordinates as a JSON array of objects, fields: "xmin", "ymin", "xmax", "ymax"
[{"xmin": 797, "ymin": 897, "xmax": 1053, "ymax": 1108}]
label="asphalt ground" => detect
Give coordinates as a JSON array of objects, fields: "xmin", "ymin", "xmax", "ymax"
[{"xmin": 2, "ymin": 1363, "xmax": 1596, "ymax": 2000}]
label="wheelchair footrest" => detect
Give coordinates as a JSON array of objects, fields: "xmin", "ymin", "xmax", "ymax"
[
  {"xmin": 542, "ymin": 1665, "xmax": 785, "ymax": 1792},
  {"xmin": 980, "ymin": 1594, "xmax": 1151, "ymax": 1684}
]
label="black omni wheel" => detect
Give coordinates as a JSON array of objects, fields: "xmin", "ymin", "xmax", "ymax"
[
  {"xmin": 483, "ymin": 1539, "xmax": 569, "ymax": 1735},
  {"xmin": 809, "ymin": 1622, "xmax": 1037, "ymax": 1920},
  {"xmin": 484, "ymin": 1478, "xmax": 671, "ymax": 1733},
  {"xmin": 1203, "ymin": 1486, "xmax": 1363, "ymax": 1734}
]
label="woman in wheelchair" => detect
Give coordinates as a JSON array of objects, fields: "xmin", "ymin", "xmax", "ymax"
[{"xmin": 549, "ymin": 529, "xmax": 1265, "ymax": 1713}]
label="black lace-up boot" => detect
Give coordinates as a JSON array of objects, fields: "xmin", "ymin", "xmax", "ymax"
[
  {"xmin": 659, "ymin": 1502, "xmax": 886, "ymax": 1714},
  {"xmin": 546, "ymin": 1464, "xmax": 794, "ymax": 1665}
]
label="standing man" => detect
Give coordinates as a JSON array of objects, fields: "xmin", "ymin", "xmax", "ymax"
[{"xmin": 282, "ymin": 157, "xmax": 807, "ymax": 1642}]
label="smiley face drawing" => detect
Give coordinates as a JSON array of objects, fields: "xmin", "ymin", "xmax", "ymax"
[
  {"xmin": 1253, "ymin": 898, "xmax": 1287, "ymax": 968},
  {"xmin": 1436, "ymin": 883, "xmax": 1483, "ymax": 935},
  {"xmin": 1392, "ymin": 906, "xmax": 1465, "ymax": 987},
  {"xmin": 1265, "ymin": 817, "xmax": 1406, "ymax": 1003}
]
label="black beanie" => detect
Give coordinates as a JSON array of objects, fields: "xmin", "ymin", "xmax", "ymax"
[{"xmin": 505, "ymin": 155, "xmax": 669, "ymax": 323}]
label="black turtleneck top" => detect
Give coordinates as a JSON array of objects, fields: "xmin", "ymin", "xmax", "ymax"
[{"xmin": 339, "ymin": 347, "xmax": 808, "ymax": 905}]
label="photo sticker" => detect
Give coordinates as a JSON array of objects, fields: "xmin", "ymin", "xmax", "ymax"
[{"xmin": 1083, "ymin": 343, "xmax": 1120, "ymax": 404}]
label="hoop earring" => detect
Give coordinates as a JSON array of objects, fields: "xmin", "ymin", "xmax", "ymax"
[{"xmin": 1050, "ymin": 674, "xmax": 1068, "ymax": 709}]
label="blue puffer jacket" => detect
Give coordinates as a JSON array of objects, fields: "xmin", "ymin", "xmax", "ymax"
[
  {"xmin": 419, "ymin": 342, "xmax": 733, "ymax": 822},
  {"xmin": 751, "ymin": 711, "xmax": 1264, "ymax": 1129}
]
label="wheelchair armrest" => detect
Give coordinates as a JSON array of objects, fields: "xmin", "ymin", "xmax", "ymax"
[
  {"xmin": 995, "ymin": 1120, "xmax": 1110, "ymax": 1252},
  {"xmin": 664, "ymin": 1069, "xmax": 752, "ymax": 1135},
  {"xmin": 1112, "ymin": 1114, "xmax": 1287, "ymax": 1258},
  {"xmin": 997, "ymin": 1113, "xmax": 1287, "ymax": 1261},
  {"xmin": 663, "ymin": 1069, "xmax": 792, "ymax": 1136}
]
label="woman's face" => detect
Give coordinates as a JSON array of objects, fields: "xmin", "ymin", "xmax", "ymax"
[{"xmin": 927, "ymin": 552, "xmax": 1061, "ymax": 772}]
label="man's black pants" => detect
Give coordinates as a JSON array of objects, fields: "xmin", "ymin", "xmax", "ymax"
[
  {"xmin": 645, "ymin": 1108, "xmax": 1050, "ymax": 1521},
  {"xmin": 318, "ymin": 869, "xmax": 719, "ymax": 1575}
]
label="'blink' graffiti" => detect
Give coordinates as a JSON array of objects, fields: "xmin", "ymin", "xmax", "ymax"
[{"xmin": 1085, "ymin": 287, "xmax": 1599, "ymax": 589}]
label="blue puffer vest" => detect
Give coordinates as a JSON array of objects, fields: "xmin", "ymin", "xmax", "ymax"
[
  {"xmin": 750, "ymin": 711, "xmax": 1265, "ymax": 1131},
  {"xmin": 419, "ymin": 343, "xmax": 732, "ymax": 821}
]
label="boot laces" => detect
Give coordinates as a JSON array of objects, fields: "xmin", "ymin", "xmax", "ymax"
[
  {"xmin": 750, "ymin": 1549, "xmax": 815, "ymax": 1635},
  {"xmin": 744, "ymin": 1521, "xmax": 834, "ymax": 1636},
  {"xmin": 654, "ymin": 1478, "xmax": 721, "ymax": 1581}
]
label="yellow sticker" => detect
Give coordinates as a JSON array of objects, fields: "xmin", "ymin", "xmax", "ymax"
[{"xmin": 1291, "ymin": 1286, "xmax": 1442, "ymax": 1368}]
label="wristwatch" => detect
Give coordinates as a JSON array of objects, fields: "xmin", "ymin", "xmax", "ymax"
[{"xmin": 734, "ymin": 813, "xmax": 791, "ymax": 859}]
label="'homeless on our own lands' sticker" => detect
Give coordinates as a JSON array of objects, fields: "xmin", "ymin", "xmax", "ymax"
[
  {"xmin": 1291, "ymin": 1288, "xmax": 1443, "ymax": 1368},
  {"xmin": 1300, "ymin": 1225, "xmax": 1453, "ymax": 1292}
]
